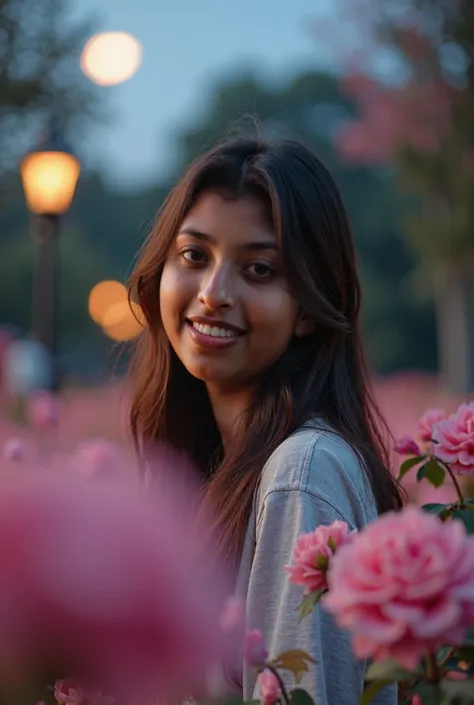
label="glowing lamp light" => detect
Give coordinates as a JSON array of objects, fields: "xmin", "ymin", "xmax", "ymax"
[
  {"xmin": 20, "ymin": 129, "xmax": 80, "ymax": 216},
  {"xmin": 88, "ymin": 281, "xmax": 128, "ymax": 325},
  {"xmin": 80, "ymin": 31, "xmax": 142, "ymax": 86}
]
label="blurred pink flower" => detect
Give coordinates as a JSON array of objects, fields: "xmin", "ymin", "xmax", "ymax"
[
  {"xmin": 286, "ymin": 520, "xmax": 353, "ymax": 594},
  {"xmin": 445, "ymin": 670, "xmax": 468, "ymax": 681},
  {"xmin": 257, "ymin": 671, "xmax": 281, "ymax": 705},
  {"xmin": 70, "ymin": 439, "xmax": 123, "ymax": 480},
  {"xmin": 54, "ymin": 680, "xmax": 114, "ymax": 705},
  {"xmin": 417, "ymin": 408, "xmax": 446, "ymax": 442},
  {"xmin": 393, "ymin": 435, "xmax": 421, "ymax": 456},
  {"xmin": 433, "ymin": 403, "xmax": 474, "ymax": 475},
  {"xmin": 3, "ymin": 437, "xmax": 23, "ymax": 461},
  {"xmin": 324, "ymin": 506, "xmax": 474, "ymax": 670},
  {"xmin": 411, "ymin": 696, "xmax": 421, "ymax": 705},
  {"xmin": 26, "ymin": 391, "xmax": 60, "ymax": 429},
  {"xmin": 244, "ymin": 629, "xmax": 268, "ymax": 667},
  {"xmin": 54, "ymin": 678, "xmax": 85, "ymax": 704},
  {"xmin": 0, "ymin": 469, "xmax": 229, "ymax": 704},
  {"xmin": 220, "ymin": 596, "xmax": 245, "ymax": 634}
]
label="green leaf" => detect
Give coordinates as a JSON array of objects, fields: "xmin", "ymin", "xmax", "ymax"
[
  {"xmin": 315, "ymin": 553, "xmax": 329, "ymax": 571},
  {"xmin": 421, "ymin": 503, "xmax": 453, "ymax": 520},
  {"xmin": 463, "ymin": 629, "xmax": 474, "ymax": 647},
  {"xmin": 453, "ymin": 509, "xmax": 474, "ymax": 534},
  {"xmin": 365, "ymin": 660, "xmax": 413, "ymax": 682},
  {"xmin": 360, "ymin": 679, "xmax": 394, "ymax": 705},
  {"xmin": 290, "ymin": 688, "xmax": 316, "ymax": 705},
  {"xmin": 441, "ymin": 677, "xmax": 474, "ymax": 702},
  {"xmin": 412, "ymin": 682, "xmax": 444, "ymax": 705},
  {"xmin": 270, "ymin": 650, "xmax": 317, "ymax": 684},
  {"xmin": 398, "ymin": 456, "xmax": 425, "ymax": 481},
  {"xmin": 465, "ymin": 499, "xmax": 474, "ymax": 508},
  {"xmin": 298, "ymin": 589, "xmax": 326, "ymax": 622},
  {"xmin": 416, "ymin": 459, "xmax": 446, "ymax": 488}
]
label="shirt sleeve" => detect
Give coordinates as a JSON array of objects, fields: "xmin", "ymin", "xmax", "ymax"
[{"xmin": 242, "ymin": 488, "xmax": 396, "ymax": 705}]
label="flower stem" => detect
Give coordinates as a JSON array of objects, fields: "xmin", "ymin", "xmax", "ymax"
[
  {"xmin": 266, "ymin": 665, "xmax": 291, "ymax": 705},
  {"xmin": 440, "ymin": 460, "xmax": 465, "ymax": 507},
  {"xmin": 438, "ymin": 647, "xmax": 456, "ymax": 670},
  {"xmin": 425, "ymin": 653, "xmax": 440, "ymax": 683}
]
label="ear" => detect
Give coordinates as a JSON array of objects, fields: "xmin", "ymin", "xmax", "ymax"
[{"xmin": 294, "ymin": 309, "xmax": 316, "ymax": 338}]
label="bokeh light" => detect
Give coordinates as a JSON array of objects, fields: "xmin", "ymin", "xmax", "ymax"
[
  {"xmin": 80, "ymin": 31, "xmax": 142, "ymax": 86},
  {"xmin": 88, "ymin": 282, "xmax": 144, "ymax": 342},
  {"xmin": 88, "ymin": 281, "xmax": 127, "ymax": 325},
  {"xmin": 101, "ymin": 301, "xmax": 144, "ymax": 342}
]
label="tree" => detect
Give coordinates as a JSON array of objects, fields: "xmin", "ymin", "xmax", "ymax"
[
  {"xmin": 326, "ymin": 0, "xmax": 474, "ymax": 392},
  {"xmin": 0, "ymin": 0, "xmax": 103, "ymax": 184}
]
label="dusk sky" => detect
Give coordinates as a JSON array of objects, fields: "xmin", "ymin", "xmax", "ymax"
[{"xmin": 70, "ymin": 0, "xmax": 336, "ymax": 188}]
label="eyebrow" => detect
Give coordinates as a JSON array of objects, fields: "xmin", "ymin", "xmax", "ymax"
[{"xmin": 177, "ymin": 227, "xmax": 278, "ymax": 251}]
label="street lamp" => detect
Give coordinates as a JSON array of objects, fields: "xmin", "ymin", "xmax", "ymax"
[{"xmin": 20, "ymin": 121, "xmax": 80, "ymax": 391}]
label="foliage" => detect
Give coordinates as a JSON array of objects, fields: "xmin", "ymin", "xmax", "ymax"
[{"xmin": 0, "ymin": 0, "xmax": 104, "ymax": 184}]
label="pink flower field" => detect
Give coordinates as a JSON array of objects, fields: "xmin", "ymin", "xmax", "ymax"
[{"xmin": 1, "ymin": 370, "xmax": 472, "ymax": 503}]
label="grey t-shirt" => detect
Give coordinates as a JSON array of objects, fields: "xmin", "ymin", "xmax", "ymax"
[{"xmin": 234, "ymin": 420, "xmax": 397, "ymax": 705}]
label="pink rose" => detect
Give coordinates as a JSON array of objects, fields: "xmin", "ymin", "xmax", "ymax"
[
  {"xmin": 417, "ymin": 408, "xmax": 446, "ymax": 442},
  {"xmin": 54, "ymin": 678, "xmax": 85, "ymax": 704},
  {"xmin": 3, "ymin": 437, "xmax": 23, "ymax": 461},
  {"xmin": 286, "ymin": 520, "xmax": 353, "ymax": 594},
  {"xmin": 433, "ymin": 403, "xmax": 474, "ymax": 475},
  {"xmin": 257, "ymin": 671, "xmax": 281, "ymax": 705},
  {"xmin": 71, "ymin": 439, "xmax": 122, "ymax": 480},
  {"xmin": 324, "ymin": 506, "xmax": 474, "ymax": 670},
  {"xmin": 0, "ymin": 469, "xmax": 230, "ymax": 704},
  {"xmin": 393, "ymin": 435, "xmax": 421, "ymax": 456},
  {"xmin": 26, "ymin": 390, "xmax": 60, "ymax": 429},
  {"xmin": 244, "ymin": 629, "xmax": 268, "ymax": 666}
]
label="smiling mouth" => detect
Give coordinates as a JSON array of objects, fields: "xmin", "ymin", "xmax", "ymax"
[
  {"xmin": 185, "ymin": 319, "xmax": 245, "ymax": 348},
  {"xmin": 188, "ymin": 321, "xmax": 239, "ymax": 338},
  {"xmin": 185, "ymin": 318, "xmax": 246, "ymax": 337}
]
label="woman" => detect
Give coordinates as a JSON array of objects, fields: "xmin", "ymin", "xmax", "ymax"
[{"xmin": 127, "ymin": 136, "xmax": 404, "ymax": 705}]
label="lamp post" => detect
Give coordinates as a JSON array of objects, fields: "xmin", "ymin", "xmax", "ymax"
[{"xmin": 20, "ymin": 122, "xmax": 80, "ymax": 391}]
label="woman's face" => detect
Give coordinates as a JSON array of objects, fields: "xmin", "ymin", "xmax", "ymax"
[{"xmin": 159, "ymin": 191, "xmax": 309, "ymax": 392}]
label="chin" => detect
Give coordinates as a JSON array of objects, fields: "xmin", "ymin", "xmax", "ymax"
[{"xmin": 186, "ymin": 363, "xmax": 244, "ymax": 390}]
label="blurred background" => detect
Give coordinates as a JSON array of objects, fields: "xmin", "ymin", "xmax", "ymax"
[{"xmin": 1, "ymin": 0, "xmax": 473, "ymax": 457}]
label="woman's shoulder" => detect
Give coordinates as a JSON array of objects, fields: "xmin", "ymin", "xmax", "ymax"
[{"xmin": 257, "ymin": 419, "xmax": 376, "ymax": 524}]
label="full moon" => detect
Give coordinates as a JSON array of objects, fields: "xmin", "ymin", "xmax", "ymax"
[{"xmin": 80, "ymin": 31, "xmax": 142, "ymax": 86}]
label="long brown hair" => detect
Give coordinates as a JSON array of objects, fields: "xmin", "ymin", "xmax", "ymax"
[{"xmin": 127, "ymin": 136, "xmax": 405, "ymax": 566}]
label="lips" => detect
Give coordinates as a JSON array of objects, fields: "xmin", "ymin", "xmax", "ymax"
[
  {"xmin": 186, "ymin": 317, "xmax": 246, "ymax": 336},
  {"xmin": 185, "ymin": 318, "xmax": 245, "ymax": 350}
]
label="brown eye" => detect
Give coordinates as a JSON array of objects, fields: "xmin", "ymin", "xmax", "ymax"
[
  {"xmin": 245, "ymin": 262, "xmax": 275, "ymax": 280},
  {"xmin": 180, "ymin": 247, "xmax": 206, "ymax": 264}
]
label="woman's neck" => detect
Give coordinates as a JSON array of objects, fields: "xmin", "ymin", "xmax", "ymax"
[{"xmin": 206, "ymin": 385, "xmax": 252, "ymax": 453}]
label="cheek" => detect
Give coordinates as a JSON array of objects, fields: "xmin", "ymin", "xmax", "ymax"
[
  {"xmin": 159, "ymin": 264, "xmax": 187, "ymax": 322},
  {"xmin": 248, "ymin": 288, "xmax": 298, "ymax": 341}
]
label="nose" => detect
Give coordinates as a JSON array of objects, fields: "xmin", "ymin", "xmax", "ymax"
[{"xmin": 198, "ymin": 264, "xmax": 234, "ymax": 311}]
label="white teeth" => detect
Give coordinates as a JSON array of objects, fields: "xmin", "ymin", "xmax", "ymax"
[{"xmin": 192, "ymin": 322, "xmax": 237, "ymax": 338}]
